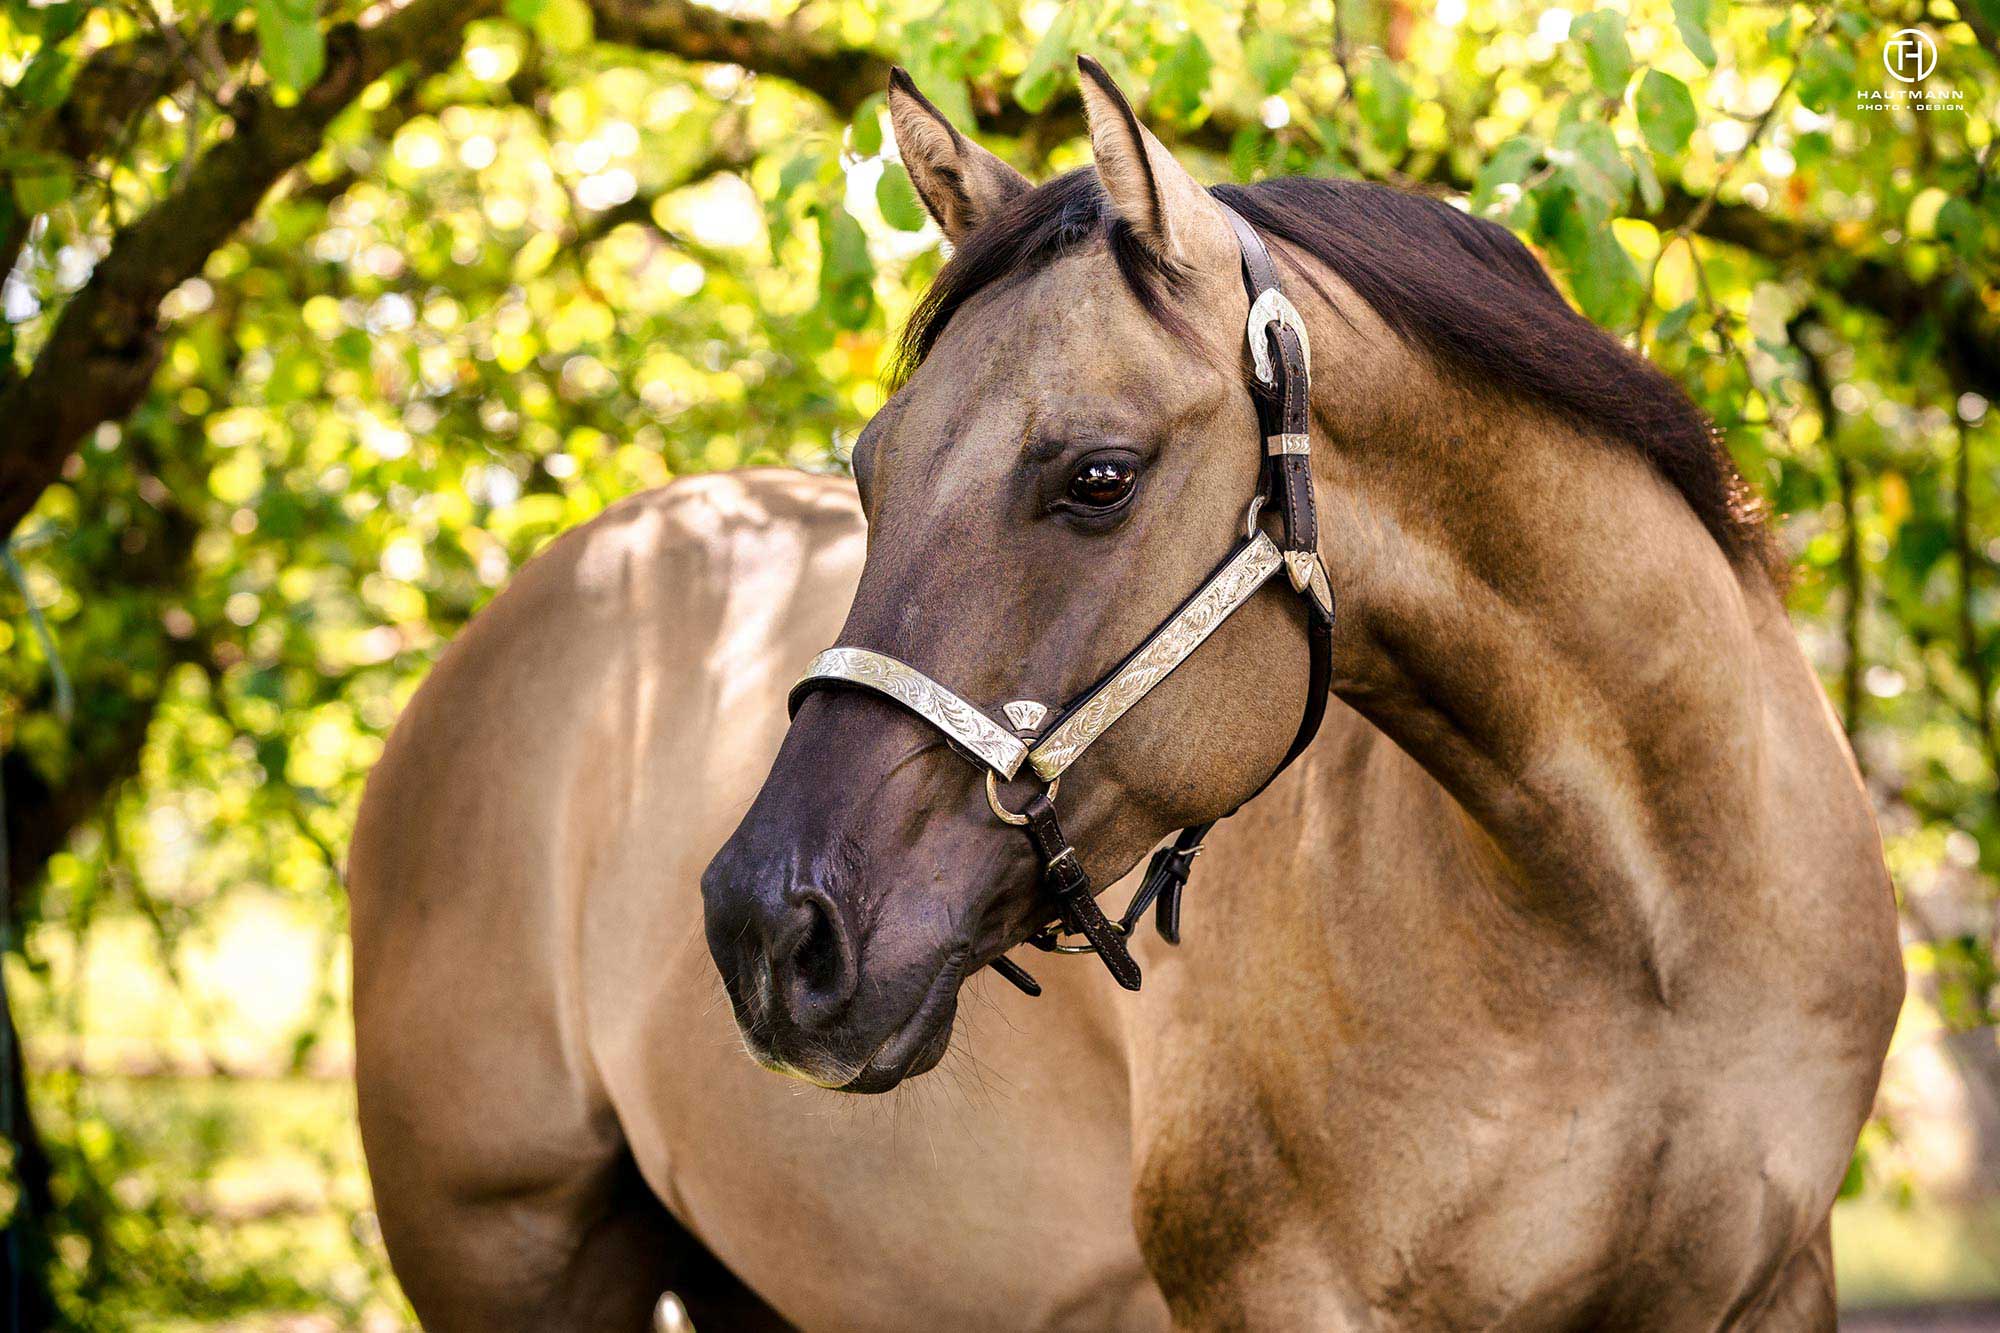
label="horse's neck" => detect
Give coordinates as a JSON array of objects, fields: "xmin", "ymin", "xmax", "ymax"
[{"xmin": 1301, "ymin": 372, "xmax": 1780, "ymax": 1000}]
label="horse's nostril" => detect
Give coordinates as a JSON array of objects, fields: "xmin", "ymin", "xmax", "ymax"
[
  {"xmin": 794, "ymin": 897, "xmax": 842, "ymax": 995},
  {"xmin": 777, "ymin": 891, "xmax": 856, "ymax": 1028}
]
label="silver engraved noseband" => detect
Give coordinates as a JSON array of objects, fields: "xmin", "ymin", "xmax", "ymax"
[{"xmin": 793, "ymin": 527, "xmax": 1284, "ymax": 787}]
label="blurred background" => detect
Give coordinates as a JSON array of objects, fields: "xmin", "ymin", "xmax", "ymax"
[{"xmin": 0, "ymin": 0, "xmax": 1997, "ymax": 1326}]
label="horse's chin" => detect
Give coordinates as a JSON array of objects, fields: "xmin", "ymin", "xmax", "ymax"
[
  {"xmin": 837, "ymin": 1007, "xmax": 956, "ymax": 1092},
  {"xmin": 835, "ymin": 956, "xmax": 963, "ymax": 1092}
]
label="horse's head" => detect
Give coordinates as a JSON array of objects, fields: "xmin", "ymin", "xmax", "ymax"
[{"xmin": 701, "ymin": 60, "xmax": 1318, "ymax": 1090}]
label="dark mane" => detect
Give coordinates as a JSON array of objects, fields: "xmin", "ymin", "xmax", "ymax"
[{"xmin": 893, "ymin": 169, "xmax": 1773, "ymax": 574}]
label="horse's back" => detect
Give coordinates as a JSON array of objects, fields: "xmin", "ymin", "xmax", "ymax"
[{"xmin": 352, "ymin": 469, "xmax": 1164, "ymax": 1331}]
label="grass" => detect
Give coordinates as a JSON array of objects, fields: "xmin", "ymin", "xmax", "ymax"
[{"xmin": 1836, "ymin": 1195, "xmax": 2000, "ymax": 1309}]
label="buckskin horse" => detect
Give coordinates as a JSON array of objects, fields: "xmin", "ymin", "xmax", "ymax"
[{"xmin": 350, "ymin": 59, "xmax": 1903, "ymax": 1330}]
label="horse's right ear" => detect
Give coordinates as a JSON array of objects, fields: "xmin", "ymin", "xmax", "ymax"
[{"xmin": 887, "ymin": 68, "xmax": 1030, "ymax": 245}]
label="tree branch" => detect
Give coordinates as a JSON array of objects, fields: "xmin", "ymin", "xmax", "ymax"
[
  {"xmin": 47, "ymin": 24, "xmax": 260, "ymax": 167},
  {"xmin": 0, "ymin": 0, "xmax": 498, "ymax": 541},
  {"xmin": 588, "ymin": 0, "xmax": 890, "ymax": 117},
  {"xmin": 583, "ymin": 0, "xmax": 1230, "ymax": 152}
]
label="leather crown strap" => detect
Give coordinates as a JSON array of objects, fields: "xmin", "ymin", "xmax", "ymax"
[{"xmin": 786, "ymin": 202, "xmax": 1334, "ymax": 995}]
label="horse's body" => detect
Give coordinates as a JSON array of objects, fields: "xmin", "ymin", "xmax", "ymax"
[{"xmin": 352, "ymin": 62, "xmax": 1903, "ymax": 1331}]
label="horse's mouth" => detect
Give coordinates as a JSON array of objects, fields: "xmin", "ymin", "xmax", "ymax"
[{"xmin": 836, "ymin": 952, "xmax": 964, "ymax": 1093}]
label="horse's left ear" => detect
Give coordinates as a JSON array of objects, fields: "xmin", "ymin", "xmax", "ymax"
[{"xmin": 1076, "ymin": 55, "xmax": 1238, "ymax": 273}]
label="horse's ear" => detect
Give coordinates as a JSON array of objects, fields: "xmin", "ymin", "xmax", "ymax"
[
  {"xmin": 887, "ymin": 68, "xmax": 1030, "ymax": 245},
  {"xmin": 1076, "ymin": 55, "xmax": 1237, "ymax": 273}
]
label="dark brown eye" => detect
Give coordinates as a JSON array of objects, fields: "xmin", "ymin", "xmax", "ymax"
[{"xmin": 1067, "ymin": 457, "xmax": 1137, "ymax": 509}]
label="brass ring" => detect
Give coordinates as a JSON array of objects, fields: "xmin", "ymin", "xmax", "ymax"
[
  {"xmin": 1047, "ymin": 921, "xmax": 1124, "ymax": 955},
  {"xmin": 986, "ymin": 770, "xmax": 1058, "ymax": 826}
]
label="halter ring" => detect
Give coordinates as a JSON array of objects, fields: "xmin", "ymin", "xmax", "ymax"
[
  {"xmin": 986, "ymin": 770, "xmax": 1059, "ymax": 826},
  {"xmin": 1030, "ymin": 917, "xmax": 1127, "ymax": 954}
]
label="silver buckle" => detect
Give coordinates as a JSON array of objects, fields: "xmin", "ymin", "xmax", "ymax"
[{"xmin": 1246, "ymin": 289, "xmax": 1311, "ymax": 388}]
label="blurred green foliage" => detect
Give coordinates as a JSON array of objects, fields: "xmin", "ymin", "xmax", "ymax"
[{"xmin": 2, "ymin": 0, "xmax": 1998, "ymax": 1322}]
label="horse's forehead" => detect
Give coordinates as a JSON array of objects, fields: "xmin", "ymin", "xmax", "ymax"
[
  {"xmin": 933, "ymin": 249, "xmax": 1179, "ymax": 371},
  {"xmin": 898, "ymin": 254, "xmax": 1229, "ymax": 452}
]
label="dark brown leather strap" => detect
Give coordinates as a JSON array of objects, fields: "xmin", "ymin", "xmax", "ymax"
[
  {"xmin": 1123, "ymin": 822, "xmax": 1211, "ymax": 945},
  {"xmin": 1021, "ymin": 793, "xmax": 1142, "ymax": 990},
  {"xmin": 981, "ymin": 204, "xmax": 1331, "ymax": 996},
  {"xmin": 1217, "ymin": 202, "xmax": 1318, "ymax": 564}
]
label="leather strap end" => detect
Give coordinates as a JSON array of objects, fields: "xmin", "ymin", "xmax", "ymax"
[
  {"xmin": 987, "ymin": 954, "xmax": 1043, "ymax": 997},
  {"xmin": 1155, "ymin": 877, "xmax": 1184, "ymax": 945},
  {"xmin": 1068, "ymin": 891, "xmax": 1143, "ymax": 990}
]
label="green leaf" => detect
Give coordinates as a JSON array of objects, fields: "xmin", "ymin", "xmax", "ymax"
[
  {"xmin": 1152, "ymin": 31, "xmax": 1213, "ymax": 119},
  {"xmin": 1655, "ymin": 299, "xmax": 1698, "ymax": 343},
  {"xmin": 3, "ymin": 150, "xmax": 72, "ymax": 214},
  {"xmin": 1673, "ymin": 0, "xmax": 1718, "ymax": 67},
  {"xmin": 767, "ymin": 151, "xmax": 826, "ymax": 259},
  {"xmin": 816, "ymin": 202, "xmax": 874, "ymax": 330},
  {"xmin": 532, "ymin": 0, "xmax": 593, "ymax": 52},
  {"xmin": 1245, "ymin": 30, "xmax": 1301, "ymax": 96},
  {"xmin": 15, "ymin": 49, "xmax": 75, "ymax": 110},
  {"xmin": 876, "ymin": 162, "xmax": 927, "ymax": 231},
  {"xmin": 1012, "ymin": 9, "xmax": 1073, "ymax": 114},
  {"xmin": 1630, "ymin": 141, "xmax": 1664, "ymax": 212},
  {"xmin": 504, "ymin": 0, "xmax": 548, "ymax": 21},
  {"xmin": 1795, "ymin": 41, "xmax": 1855, "ymax": 114},
  {"xmin": 1574, "ymin": 10, "xmax": 1632, "ymax": 97},
  {"xmin": 1554, "ymin": 121, "xmax": 1632, "ymax": 221},
  {"xmin": 908, "ymin": 37, "xmax": 975, "ymax": 127},
  {"xmin": 254, "ymin": 0, "xmax": 324, "ymax": 91},
  {"xmin": 1557, "ymin": 209, "xmax": 1642, "ymax": 327},
  {"xmin": 1471, "ymin": 136, "xmax": 1541, "ymax": 211},
  {"xmin": 1636, "ymin": 70, "xmax": 1697, "ymax": 155},
  {"xmin": 1355, "ymin": 55, "xmax": 1413, "ymax": 158},
  {"xmin": 1937, "ymin": 197, "xmax": 1980, "ymax": 256},
  {"xmin": 850, "ymin": 93, "xmax": 885, "ymax": 157},
  {"xmin": 25, "ymin": 2, "xmax": 86, "ymax": 42}
]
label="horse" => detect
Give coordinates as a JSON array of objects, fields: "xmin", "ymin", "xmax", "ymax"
[{"xmin": 349, "ymin": 59, "xmax": 1904, "ymax": 1330}]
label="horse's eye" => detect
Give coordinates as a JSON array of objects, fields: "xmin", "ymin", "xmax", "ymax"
[{"xmin": 1067, "ymin": 457, "xmax": 1137, "ymax": 509}]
